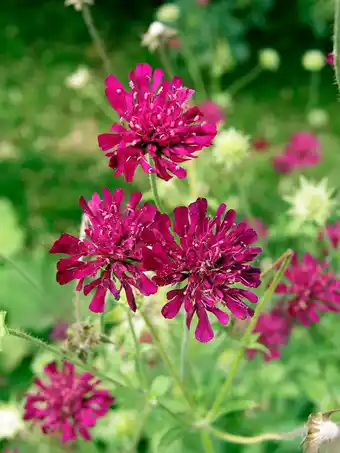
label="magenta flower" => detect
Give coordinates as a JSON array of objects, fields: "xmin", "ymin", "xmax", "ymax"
[
  {"xmin": 50, "ymin": 188, "xmax": 163, "ymax": 313},
  {"xmin": 253, "ymin": 137, "xmax": 270, "ymax": 152},
  {"xmin": 199, "ymin": 100, "xmax": 225, "ymax": 125},
  {"xmin": 275, "ymin": 253, "xmax": 340, "ymax": 326},
  {"xmin": 326, "ymin": 52, "xmax": 334, "ymax": 65},
  {"xmin": 324, "ymin": 221, "xmax": 340, "ymax": 249},
  {"xmin": 247, "ymin": 311, "xmax": 291, "ymax": 361},
  {"xmin": 273, "ymin": 132, "xmax": 321, "ymax": 174},
  {"xmin": 24, "ymin": 361, "xmax": 114, "ymax": 443},
  {"xmin": 196, "ymin": 0, "xmax": 210, "ymax": 4},
  {"xmin": 98, "ymin": 63, "xmax": 216, "ymax": 182},
  {"xmin": 243, "ymin": 217, "xmax": 268, "ymax": 240},
  {"xmin": 143, "ymin": 198, "xmax": 262, "ymax": 342},
  {"xmin": 50, "ymin": 321, "xmax": 69, "ymax": 341}
]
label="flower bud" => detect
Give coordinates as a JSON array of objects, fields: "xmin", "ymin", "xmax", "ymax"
[
  {"xmin": 156, "ymin": 3, "xmax": 180, "ymax": 22},
  {"xmin": 141, "ymin": 21, "xmax": 177, "ymax": 52},
  {"xmin": 302, "ymin": 50, "xmax": 325, "ymax": 71},
  {"xmin": 307, "ymin": 108, "xmax": 329, "ymax": 128},
  {"xmin": 259, "ymin": 48, "xmax": 280, "ymax": 71},
  {"xmin": 212, "ymin": 128, "xmax": 250, "ymax": 170},
  {"xmin": 0, "ymin": 404, "xmax": 24, "ymax": 439},
  {"xmin": 65, "ymin": 66, "xmax": 90, "ymax": 89}
]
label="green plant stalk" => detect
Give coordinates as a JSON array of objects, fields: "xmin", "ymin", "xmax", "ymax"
[
  {"xmin": 228, "ymin": 65, "xmax": 262, "ymax": 97},
  {"xmin": 158, "ymin": 44, "xmax": 175, "ymax": 80},
  {"xmin": 141, "ymin": 310, "xmax": 196, "ymax": 411},
  {"xmin": 127, "ymin": 311, "xmax": 148, "ymax": 388},
  {"xmin": 81, "ymin": 4, "xmax": 111, "ymax": 74},
  {"xmin": 200, "ymin": 430, "xmax": 215, "ymax": 453},
  {"xmin": 180, "ymin": 41, "xmax": 208, "ymax": 100},
  {"xmin": 206, "ymin": 249, "xmax": 293, "ymax": 423},
  {"xmin": 260, "ymin": 249, "xmax": 294, "ymax": 280},
  {"xmin": 148, "ymin": 167, "xmax": 165, "ymax": 212},
  {"xmin": 334, "ymin": 0, "xmax": 340, "ymax": 92},
  {"xmin": 180, "ymin": 315, "xmax": 190, "ymax": 381},
  {"xmin": 306, "ymin": 71, "xmax": 320, "ymax": 112}
]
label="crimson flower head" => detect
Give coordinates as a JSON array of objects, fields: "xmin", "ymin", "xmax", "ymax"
[
  {"xmin": 143, "ymin": 198, "xmax": 262, "ymax": 342},
  {"xmin": 50, "ymin": 188, "xmax": 162, "ymax": 313},
  {"xmin": 24, "ymin": 361, "xmax": 114, "ymax": 443},
  {"xmin": 273, "ymin": 132, "xmax": 321, "ymax": 174},
  {"xmin": 326, "ymin": 52, "xmax": 334, "ymax": 65},
  {"xmin": 325, "ymin": 221, "xmax": 340, "ymax": 249},
  {"xmin": 275, "ymin": 253, "xmax": 340, "ymax": 326},
  {"xmin": 199, "ymin": 100, "xmax": 225, "ymax": 125},
  {"xmin": 98, "ymin": 63, "xmax": 216, "ymax": 182},
  {"xmin": 253, "ymin": 137, "xmax": 270, "ymax": 152},
  {"xmin": 247, "ymin": 311, "xmax": 291, "ymax": 361},
  {"xmin": 243, "ymin": 217, "xmax": 268, "ymax": 240}
]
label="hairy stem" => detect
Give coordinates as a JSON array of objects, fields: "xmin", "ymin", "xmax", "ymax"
[
  {"xmin": 81, "ymin": 4, "xmax": 111, "ymax": 74},
  {"xmin": 158, "ymin": 44, "xmax": 175, "ymax": 80},
  {"xmin": 260, "ymin": 249, "xmax": 293, "ymax": 280},
  {"xmin": 206, "ymin": 250, "xmax": 293, "ymax": 423},
  {"xmin": 148, "ymin": 168, "xmax": 165, "ymax": 212},
  {"xmin": 141, "ymin": 310, "xmax": 196, "ymax": 411}
]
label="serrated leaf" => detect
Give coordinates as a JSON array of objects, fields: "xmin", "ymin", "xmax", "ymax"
[{"xmin": 150, "ymin": 375, "xmax": 172, "ymax": 398}]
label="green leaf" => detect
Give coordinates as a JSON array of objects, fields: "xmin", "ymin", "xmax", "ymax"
[
  {"xmin": 150, "ymin": 375, "xmax": 172, "ymax": 398},
  {"xmin": 152, "ymin": 425, "xmax": 186, "ymax": 453},
  {"xmin": 0, "ymin": 335, "xmax": 32, "ymax": 372},
  {"xmin": 0, "ymin": 198, "xmax": 24, "ymax": 256},
  {"xmin": 212, "ymin": 399, "xmax": 259, "ymax": 421}
]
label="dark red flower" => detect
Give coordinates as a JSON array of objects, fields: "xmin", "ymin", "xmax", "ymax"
[
  {"xmin": 98, "ymin": 63, "xmax": 216, "ymax": 182},
  {"xmin": 324, "ymin": 221, "xmax": 340, "ymax": 249},
  {"xmin": 50, "ymin": 188, "xmax": 165, "ymax": 313},
  {"xmin": 24, "ymin": 361, "xmax": 114, "ymax": 443},
  {"xmin": 199, "ymin": 100, "xmax": 225, "ymax": 125},
  {"xmin": 247, "ymin": 311, "xmax": 291, "ymax": 361},
  {"xmin": 242, "ymin": 217, "xmax": 268, "ymax": 240},
  {"xmin": 143, "ymin": 198, "xmax": 262, "ymax": 342},
  {"xmin": 326, "ymin": 52, "xmax": 334, "ymax": 65},
  {"xmin": 275, "ymin": 253, "xmax": 340, "ymax": 326},
  {"xmin": 253, "ymin": 137, "xmax": 270, "ymax": 151},
  {"xmin": 273, "ymin": 132, "xmax": 321, "ymax": 174},
  {"xmin": 50, "ymin": 321, "xmax": 69, "ymax": 341}
]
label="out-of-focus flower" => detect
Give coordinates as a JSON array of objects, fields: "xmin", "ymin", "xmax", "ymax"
[
  {"xmin": 143, "ymin": 198, "xmax": 262, "ymax": 342},
  {"xmin": 284, "ymin": 177, "xmax": 335, "ymax": 226},
  {"xmin": 212, "ymin": 128, "xmax": 250, "ymax": 170},
  {"xmin": 64, "ymin": 0, "xmax": 94, "ymax": 10},
  {"xmin": 301, "ymin": 411, "xmax": 340, "ymax": 453},
  {"xmin": 199, "ymin": 100, "xmax": 225, "ymax": 125},
  {"xmin": 93, "ymin": 409, "xmax": 138, "ymax": 442},
  {"xmin": 24, "ymin": 361, "xmax": 114, "ymax": 443},
  {"xmin": 307, "ymin": 109, "xmax": 329, "ymax": 128},
  {"xmin": 259, "ymin": 48, "xmax": 280, "ymax": 71},
  {"xmin": 326, "ymin": 52, "xmax": 335, "ymax": 65},
  {"xmin": 0, "ymin": 404, "xmax": 23, "ymax": 439},
  {"xmin": 50, "ymin": 321, "xmax": 69, "ymax": 341},
  {"xmin": 212, "ymin": 40, "xmax": 235, "ymax": 76},
  {"xmin": 252, "ymin": 137, "xmax": 270, "ymax": 151},
  {"xmin": 243, "ymin": 217, "xmax": 268, "ymax": 239},
  {"xmin": 212, "ymin": 92, "xmax": 232, "ymax": 109},
  {"xmin": 321, "ymin": 221, "xmax": 340, "ymax": 250},
  {"xmin": 302, "ymin": 50, "xmax": 325, "ymax": 71},
  {"xmin": 196, "ymin": 0, "xmax": 210, "ymax": 4},
  {"xmin": 273, "ymin": 132, "xmax": 321, "ymax": 174},
  {"xmin": 260, "ymin": 257, "xmax": 273, "ymax": 273},
  {"xmin": 275, "ymin": 253, "xmax": 340, "ymax": 326},
  {"xmin": 50, "ymin": 188, "xmax": 164, "ymax": 313},
  {"xmin": 156, "ymin": 3, "xmax": 180, "ymax": 22},
  {"xmin": 98, "ymin": 63, "xmax": 216, "ymax": 181},
  {"xmin": 141, "ymin": 22, "xmax": 177, "ymax": 52},
  {"xmin": 65, "ymin": 66, "xmax": 90, "ymax": 89},
  {"xmin": 247, "ymin": 311, "xmax": 291, "ymax": 361},
  {"xmin": 66, "ymin": 321, "xmax": 101, "ymax": 362},
  {"xmin": 0, "ymin": 141, "xmax": 18, "ymax": 160}
]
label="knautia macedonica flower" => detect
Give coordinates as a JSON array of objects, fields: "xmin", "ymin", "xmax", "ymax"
[
  {"xmin": 324, "ymin": 221, "xmax": 340, "ymax": 249},
  {"xmin": 98, "ymin": 63, "xmax": 216, "ymax": 182},
  {"xmin": 156, "ymin": 3, "xmax": 180, "ymax": 22},
  {"xmin": 24, "ymin": 361, "xmax": 114, "ymax": 443},
  {"xmin": 199, "ymin": 100, "xmax": 225, "ymax": 126},
  {"xmin": 141, "ymin": 22, "xmax": 177, "ymax": 53},
  {"xmin": 50, "ymin": 321, "xmax": 69, "ymax": 342},
  {"xmin": 273, "ymin": 132, "xmax": 321, "ymax": 174},
  {"xmin": 0, "ymin": 404, "xmax": 23, "ymax": 439},
  {"xmin": 275, "ymin": 253, "xmax": 340, "ymax": 326},
  {"xmin": 326, "ymin": 52, "xmax": 335, "ymax": 66},
  {"xmin": 243, "ymin": 217, "xmax": 268, "ymax": 240},
  {"xmin": 247, "ymin": 311, "xmax": 291, "ymax": 361},
  {"xmin": 50, "ymin": 188, "xmax": 165, "ymax": 313},
  {"xmin": 284, "ymin": 177, "xmax": 335, "ymax": 227},
  {"xmin": 143, "ymin": 198, "xmax": 262, "ymax": 342},
  {"xmin": 212, "ymin": 128, "xmax": 250, "ymax": 171}
]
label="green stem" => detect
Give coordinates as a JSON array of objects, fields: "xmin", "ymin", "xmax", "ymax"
[
  {"xmin": 200, "ymin": 430, "xmax": 215, "ymax": 453},
  {"xmin": 228, "ymin": 65, "xmax": 262, "ymax": 97},
  {"xmin": 127, "ymin": 311, "xmax": 148, "ymax": 388},
  {"xmin": 306, "ymin": 71, "xmax": 320, "ymax": 111},
  {"xmin": 141, "ymin": 311, "xmax": 196, "ymax": 411},
  {"xmin": 180, "ymin": 315, "xmax": 189, "ymax": 381},
  {"xmin": 158, "ymin": 44, "xmax": 175, "ymax": 79},
  {"xmin": 206, "ymin": 250, "xmax": 293, "ymax": 423},
  {"xmin": 260, "ymin": 249, "xmax": 294, "ymax": 280},
  {"xmin": 180, "ymin": 42, "xmax": 208, "ymax": 100},
  {"xmin": 81, "ymin": 4, "xmax": 111, "ymax": 74},
  {"xmin": 149, "ymin": 168, "xmax": 165, "ymax": 212},
  {"xmin": 334, "ymin": 0, "xmax": 340, "ymax": 92}
]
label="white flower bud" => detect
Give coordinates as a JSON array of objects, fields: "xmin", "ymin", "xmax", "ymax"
[
  {"xmin": 65, "ymin": 66, "xmax": 90, "ymax": 89},
  {"xmin": 259, "ymin": 48, "xmax": 280, "ymax": 71},
  {"xmin": 156, "ymin": 3, "xmax": 180, "ymax": 22},
  {"xmin": 141, "ymin": 21, "xmax": 177, "ymax": 52},
  {"xmin": 0, "ymin": 404, "xmax": 24, "ymax": 439},
  {"xmin": 302, "ymin": 50, "xmax": 325, "ymax": 71},
  {"xmin": 307, "ymin": 108, "xmax": 329, "ymax": 128}
]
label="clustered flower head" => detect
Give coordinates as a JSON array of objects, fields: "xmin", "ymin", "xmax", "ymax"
[
  {"xmin": 326, "ymin": 52, "xmax": 335, "ymax": 66},
  {"xmin": 242, "ymin": 217, "xmax": 268, "ymax": 240},
  {"xmin": 324, "ymin": 221, "xmax": 340, "ymax": 250},
  {"xmin": 143, "ymin": 198, "xmax": 262, "ymax": 342},
  {"xmin": 247, "ymin": 311, "xmax": 291, "ymax": 361},
  {"xmin": 24, "ymin": 361, "xmax": 114, "ymax": 442},
  {"xmin": 284, "ymin": 176, "xmax": 335, "ymax": 227},
  {"xmin": 0, "ymin": 404, "xmax": 23, "ymax": 439},
  {"xmin": 142, "ymin": 22, "xmax": 178, "ymax": 53},
  {"xmin": 98, "ymin": 63, "xmax": 216, "ymax": 181},
  {"xmin": 199, "ymin": 100, "xmax": 225, "ymax": 126},
  {"xmin": 50, "ymin": 188, "xmax": 163, "ymax": 313},
  {"xmin": 273, "ymin": 132, "xmax": 321, "ymax": 174},
  {"xmin": 212, "ymin": 128, "xmax": 250, "ymax": 170}
]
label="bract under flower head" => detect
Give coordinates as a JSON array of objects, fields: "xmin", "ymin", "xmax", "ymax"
[
  {"xmin": 98, "ymin": 63, "xmax": 216, "ymax": 181},
  {"xmin": 247, "ymin": 311, "xmax": 291, "ymax": 361},
  {"xmin": 24, "ymin": 361, "xmax": 114, "ymax": 443},
  {"xmin": 143, "ymin": 198, "xmax": 262, "ymax": 342},
  {"xmin": 275, "ymin": 253, "xmax": 340, "ymax": 326},
  {"xmin": 50, "ymin": 188, "xmax": 169, "ymax": 313}
]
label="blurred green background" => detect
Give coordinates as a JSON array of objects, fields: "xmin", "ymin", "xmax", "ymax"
[{"xmin": 0, "ymin": 0, "xmax": 339, "ymax": 452}]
